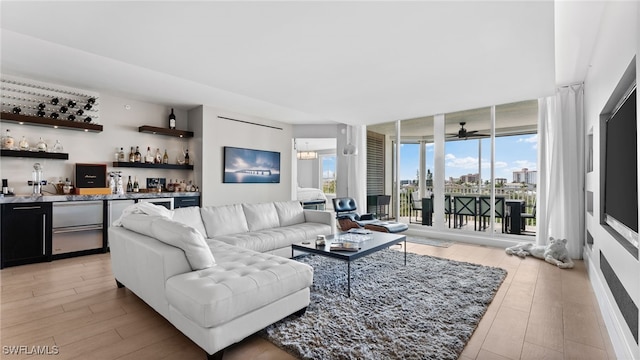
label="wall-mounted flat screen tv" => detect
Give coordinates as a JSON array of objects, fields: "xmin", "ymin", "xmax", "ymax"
[
  {"xmin": 604, "ymin": 86, "xmax": 637, "ymax": 248},
  {"xmin": 223, "ymin": 146, "xmax": 280, "ymax": 183}
]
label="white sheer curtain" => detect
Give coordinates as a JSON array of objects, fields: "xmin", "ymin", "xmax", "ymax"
[
  {"xmin": 346, "ymin": 125, "xmax": 367, "ymax": 211},
  {"xmin": 537, "ymin": 84, "xmax": 585, "ymax": 259}
]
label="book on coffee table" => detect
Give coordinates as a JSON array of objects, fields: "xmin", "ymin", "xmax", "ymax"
[{"xmin": 330, "ymin": 242, "xmax": 360, "ymax": 252}]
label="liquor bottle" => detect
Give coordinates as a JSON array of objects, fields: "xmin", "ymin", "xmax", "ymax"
[
  {"xmin": 126, "ymin": 176, "xmax": 133, "ymax": 192},
  {"xmin": 163, "ymin": 149, "xmax": 169, "ymax": 164},
  {"xmin": 155, "ymin": 148, "xmax": 162, "ymax": 164},
  {"xmin": 2, "ymin": 129, "xmax": 14, "ymax": 149},
  {"xmin": 19, "ymin": 136, "xmax": 29, "ymax": 150},
  {"xmin": 134, "ymin": 146, "xmax": 142, "ymax": 163},
  {"xmin": 169, "ymin": 108, "xmax": 176, "ymax": 129},
  {"xmin": 128, "ymin": 146, "xmax": 135, "ymax": 162},
  {"xmin": 167, "ymin": 179, "xmax": 174, "ymax": 192},
  {"xmin": 145, "ymin": 146, "xmax": 154, "ymax": 164},
  {"xmin": 118, "ymin": 147, "xmax": 126, "ymax": 162},
  {"xmin": 133, "ymin": 177, "xmax": 139, "ymax": 192},
  {"xmin": 184, "ymin": 149, "xmax": 190, "ymax": 165},
  {"xmin": 36, "ymin": 137, "xmax": 47, "ymax": 152},
  {"xmin": 114, "ymin": 147, "xmax": 120, "ymax": 161}
]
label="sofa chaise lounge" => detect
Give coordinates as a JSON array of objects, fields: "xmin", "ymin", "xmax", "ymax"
[{"xmin": 109, "ymin": 200, "xmax": 335, "ymax": 359}]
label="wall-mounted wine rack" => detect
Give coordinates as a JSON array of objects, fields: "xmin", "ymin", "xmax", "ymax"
[{"xmin": 0, "ymin": 75, "xmax": 101, "ymax": 127}]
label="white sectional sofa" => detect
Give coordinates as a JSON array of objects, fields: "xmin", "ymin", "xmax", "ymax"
[{"xmin": 109, "ymin": 200, "xmax": 335, "ymax": 359}]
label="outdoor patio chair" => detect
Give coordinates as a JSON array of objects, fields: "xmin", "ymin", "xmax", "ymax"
[
  {"xmin": 520, "ymin": 201, "xmax": 537, "ymax": 231},
  {"xmin": 453, "ymin": 195, "xmax": 477, "ymax": 231},
  {"xmin": 479, "ymin": 196, "xmax": 506, "ymax": 233},
  {"xmin": 409, "ymin": 191, "xmax": 422, "ymax": 224},
  {"xmin": 444, "ymin": 194, "xmax": 452, "ymax": 228}
]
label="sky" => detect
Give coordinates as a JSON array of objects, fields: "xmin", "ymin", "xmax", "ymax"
[
  {"xmin": 400, "ymin": 134, "xmax": 537, "ymax": 182},
  {"xmin": 318, "ymin": 133, "xmax": 537, "ymax": 182}
]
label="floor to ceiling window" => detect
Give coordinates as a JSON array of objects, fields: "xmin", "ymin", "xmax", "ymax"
[{"xmin": 367, "ymin": 100, "xmax": 537, "ymax": 238}]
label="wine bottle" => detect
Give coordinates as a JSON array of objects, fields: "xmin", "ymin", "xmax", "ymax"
[
  {"xmin": 129, "ymin": 146, "xmax": 135, "ymax": 162},
  {"xmin": 133, "ymin": 177, "xmax": 139, "ymax": 193},
  {"xmin": 184, "ymin": 149, "xmax": 190, "ymax": 165},
  {"xmin": 155, "ymin": 148, "xmax": 162, "ymax": 164},
  {"xmin": 163, "ymin": 149, "xmax": 169, "ymax": 164},
  {"xmin": 134, "ymin": 146, "xmax": 142, "ymax": 163},
  {"xmin": 169, "ymin": 108, "xmax": 176, "ymax": 129},
  {"xmin": 126, "ymin": 176, "xmax": 133, "ymax": 192}
]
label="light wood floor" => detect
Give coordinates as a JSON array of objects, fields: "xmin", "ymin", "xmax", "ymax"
[{"xmin": 0, "ymin": 242, "xmax": 615, "ymax": 360}]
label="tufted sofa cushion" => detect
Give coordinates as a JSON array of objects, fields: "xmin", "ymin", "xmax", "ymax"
[
  {"xmin": 200, "ymin": 204, "xmax": 249, "ymax": 237},
  {"xmin": 165, "ymin": 240, "xmax": 313, "ymax": 328}
]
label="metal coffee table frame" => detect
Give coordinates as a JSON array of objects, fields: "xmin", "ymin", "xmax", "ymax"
[{"xmin": 292, "ymin": 232, "xmax": 406, "ymax": 297}]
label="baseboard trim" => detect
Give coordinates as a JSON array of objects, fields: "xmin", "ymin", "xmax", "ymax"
[{"xmin": 585, "ymin": 247, "xmax": 638, "ymax": 359}]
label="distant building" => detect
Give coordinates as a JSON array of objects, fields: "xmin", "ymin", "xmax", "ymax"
[
  {"xmin": 513, "ymin": 168, "xmax": 537, "ymax": 185},
  {"xmin": 460, "ymin": 173, "xmax": 480, "ymax": 184}
]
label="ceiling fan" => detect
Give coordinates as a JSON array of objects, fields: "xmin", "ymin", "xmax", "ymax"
[{"xmin": 447, "ymin": 122, "xmax": 490, "ymax": 140}]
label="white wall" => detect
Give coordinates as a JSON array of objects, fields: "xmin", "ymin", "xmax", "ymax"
[
  {"xmin": 190, "ymin": 105, "xmax": 294, "ymax": 206},
  {"xmin": 583, "ymin": 1, "xmax": 639, "ymax": 359},
  {"xmin": 0, "ymin": 91, "xmax": 192, "ymax": 194}
]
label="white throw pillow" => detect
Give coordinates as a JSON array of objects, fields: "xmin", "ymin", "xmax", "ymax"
[
  {"xmin": 243, "ymin": 203, "xmax": 280, "ymax": 231},
  {"xmin": 274, "ymin": 200, "xmax": 305, "ymax": 226},
  {"xmin": 121, "ymin": 214, "xmax": 215, "ymax": 270},
  {"xmin": 151, "ymin": 218, "xmax": 216, "ymax": 270},
  {"xmin": 172, "ymin": 206, "xmax": 207, "ymax": 238},
  {"xmin": 200, "ymin": 204, "xmax": 249, "ymax": 237}
]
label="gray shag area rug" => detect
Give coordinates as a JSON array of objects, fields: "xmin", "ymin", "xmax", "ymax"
[
  {"xmin": 406, "ymin": 236, "xmax": 454, "ymax": 248},
  {"xmin": 262, "ymin": 249, "xmax": 507, "ymax": 360}
]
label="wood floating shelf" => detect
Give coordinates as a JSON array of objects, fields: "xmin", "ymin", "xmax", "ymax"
[
  {"xmin": 138, "ymin": 125, "xmax": 193, "ymax": 138},
  {"xmin": 0, "ymin": 112, "xmax": 103, "ymax": 132},
  {"xmin": 1, "ymin": 149, "xmax": 69, "ymax": 160},
  {"xmin": 112, "ymin": 162, "xmax": 194, "ymax": 170}
]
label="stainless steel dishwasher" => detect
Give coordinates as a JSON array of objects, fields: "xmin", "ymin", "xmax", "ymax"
[{"xmin": 52, "ymin": 201, "xmax": 104, "ymax": 255}]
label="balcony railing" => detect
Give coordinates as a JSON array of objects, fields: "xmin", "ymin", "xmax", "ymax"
[{"xmin": 397, "ymin": 185, "xmax": 537, "ymax": 226}]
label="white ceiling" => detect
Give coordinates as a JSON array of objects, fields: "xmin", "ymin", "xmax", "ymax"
[{"xmin": 0, "ymin": 1, "xmax": 604, "ymax": 126}]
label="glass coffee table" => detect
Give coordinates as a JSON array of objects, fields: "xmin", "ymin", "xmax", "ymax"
[{"xmin": 291, "ymin": 231, "xmax": 406, "ymax": 297}]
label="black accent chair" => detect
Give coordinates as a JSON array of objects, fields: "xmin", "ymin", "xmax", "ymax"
[{"xmin": 332, "ymin": 197, "xmax": 408, "ymax": 233}]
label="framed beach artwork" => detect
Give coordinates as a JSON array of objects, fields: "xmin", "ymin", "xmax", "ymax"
[{"xmin": 223, "ymin": 146, "xmax": 281, "ymax": 183}]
